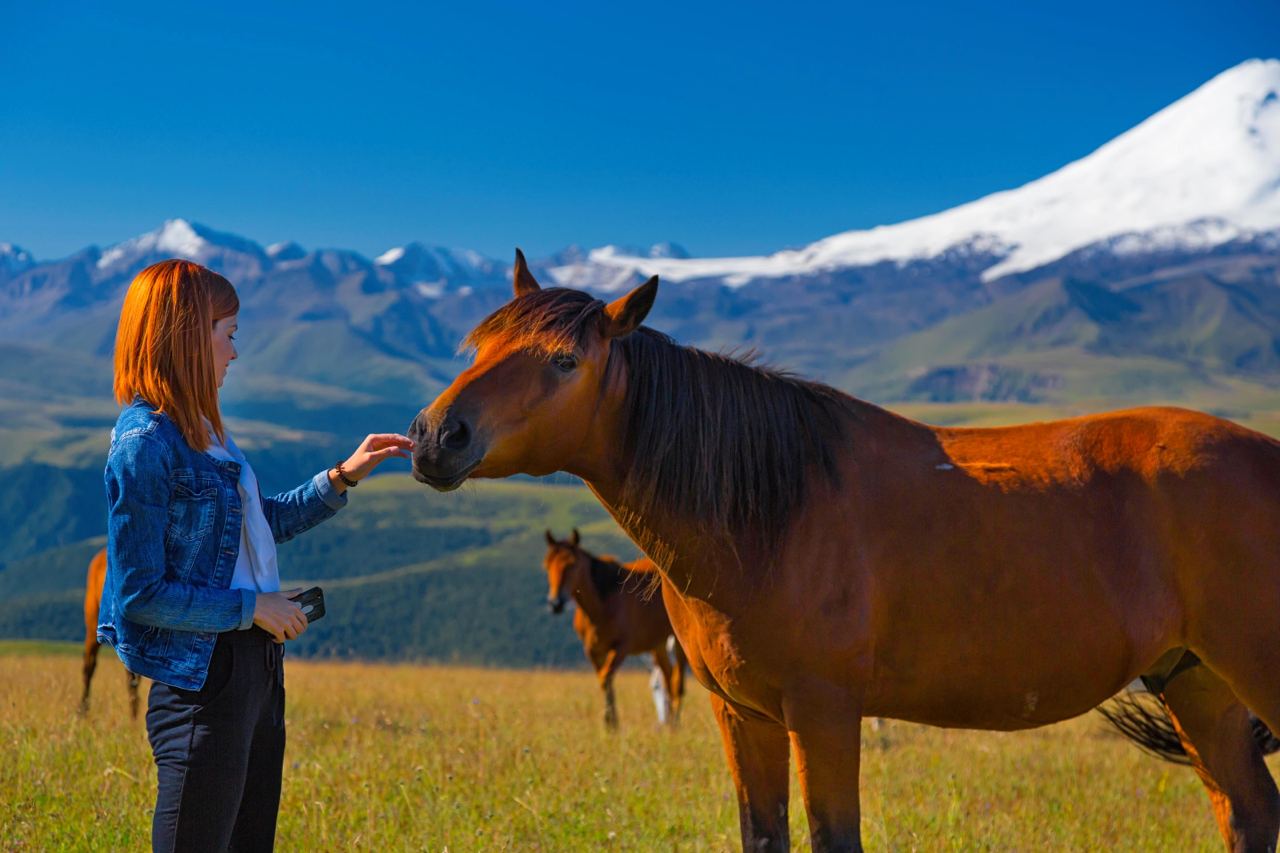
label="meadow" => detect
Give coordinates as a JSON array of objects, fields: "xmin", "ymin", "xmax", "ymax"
[{"xmin": 1, "ymin": 642, "xmax": 1243, "ymax": 851}]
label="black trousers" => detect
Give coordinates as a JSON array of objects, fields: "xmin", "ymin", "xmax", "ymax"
[{"xmin": 146, "ymin": 627, "xmax": 286, "ymax": 853}]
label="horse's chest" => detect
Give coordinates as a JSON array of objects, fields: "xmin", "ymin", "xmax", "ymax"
[{"xmin": 662, "ymin": 588, "xmax": 783, "ymax": 716}]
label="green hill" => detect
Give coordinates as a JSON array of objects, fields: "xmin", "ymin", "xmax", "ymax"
[{"xmin": 0, "ymin": 476, "xmax": 643, "ymax": 668}]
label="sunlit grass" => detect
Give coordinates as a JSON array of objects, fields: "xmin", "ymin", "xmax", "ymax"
[{"xmin": 2, "ymin": 651, "xmax": 1242, "ymax": 850}]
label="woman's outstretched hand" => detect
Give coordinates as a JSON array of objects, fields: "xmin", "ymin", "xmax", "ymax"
[
  {"xmin": 331, "ymin": 433, "xmax": 415, "ymax": 492},
  {"xmin": 254, "ymin": 589, "xmax": 309, "ymax": 643}
]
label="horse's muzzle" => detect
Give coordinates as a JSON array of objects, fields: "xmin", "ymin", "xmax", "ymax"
[
  {"xmin": 408, "ymin": 410, "xmax": 482, "ymax": 491},
  {"xmin": 547, "ymin": 598, "xmax": 565, "ymax": 615}
]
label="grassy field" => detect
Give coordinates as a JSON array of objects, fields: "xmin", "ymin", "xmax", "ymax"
[{"xmin": 1, "ymin": 647, "xmax": 1244, "ymax": 851}]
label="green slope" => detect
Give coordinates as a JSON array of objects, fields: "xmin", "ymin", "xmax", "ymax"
[{"xmin": 0, "ymin": 477, "xmax": 642, "ymax": 668}]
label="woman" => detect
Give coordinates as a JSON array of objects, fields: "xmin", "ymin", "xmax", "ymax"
[{"xmin": 98, "ymin": 259, "xmax": 413, "ymax": 852}]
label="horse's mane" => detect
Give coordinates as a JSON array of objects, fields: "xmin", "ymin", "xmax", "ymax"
[
  {"xmin": 469, "ymin": 288, "xmax": 859, "ymax": 560},
  {"xmin": 587, "ymin": 554, "xmax": 630, "ymax": 601}
]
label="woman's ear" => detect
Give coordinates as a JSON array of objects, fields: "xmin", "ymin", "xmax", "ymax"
[{"xmin": 601, "ymin": 276, "xmax": 658, "ymax": 338}]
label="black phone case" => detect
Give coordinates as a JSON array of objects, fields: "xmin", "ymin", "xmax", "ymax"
[{"xmin": 291, "ymin": 586, "xmax": 326, "ymax": 623}]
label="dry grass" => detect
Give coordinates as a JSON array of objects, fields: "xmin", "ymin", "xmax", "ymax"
[{"xmin": 1, "ymin": 649, "xmax": 1242, "ymax": 851}]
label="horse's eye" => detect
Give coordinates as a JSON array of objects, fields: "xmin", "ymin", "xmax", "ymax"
[{"xmin": 551, "ymin": 353, "xmax": 579, "ymax": 373}]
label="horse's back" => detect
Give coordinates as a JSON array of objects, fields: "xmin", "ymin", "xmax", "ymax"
[
  {"xmin": 934, "ymin": 405, "xmax": 1277, "ymax": 480},
  {"xmin": 839, "ymin": 406, "xmax": 1280, "ymax": 726}
]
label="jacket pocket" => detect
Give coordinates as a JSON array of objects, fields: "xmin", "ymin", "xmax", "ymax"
[{"xmin": 166, "ymin": 470, "xmax": 218, "ymax": 544}]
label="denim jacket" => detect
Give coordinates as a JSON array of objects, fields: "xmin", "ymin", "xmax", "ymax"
[{"xmin": 98, "ymin": 398, "xmax": 346, "ymax": 689}]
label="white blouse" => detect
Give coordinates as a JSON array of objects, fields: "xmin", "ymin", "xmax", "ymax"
[{"xmin": 203, "ymin": 422, "xmax": 281, "ymax": 595}]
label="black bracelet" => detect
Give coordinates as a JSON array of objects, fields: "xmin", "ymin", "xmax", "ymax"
[{"xmin": 334, "ymin": 461, "xmax": 358, "ymax": 488}]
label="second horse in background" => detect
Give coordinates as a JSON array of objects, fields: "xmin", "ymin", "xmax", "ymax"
[{"xmin": 542, "ymin": 529, "xmax": 688, "ymax": 729}]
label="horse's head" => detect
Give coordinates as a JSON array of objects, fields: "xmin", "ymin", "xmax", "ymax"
[
  {"xmin": 542, "ymin": 528, "xmax": 586, "ymax": 614},
  {"xmin": 408, "ymin": 249, "xmax": 657, "ymax": 490}
]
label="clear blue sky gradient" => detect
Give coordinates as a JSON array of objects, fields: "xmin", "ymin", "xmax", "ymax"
[{"xmin": 3, "ymin": 1, "xmax": 1278, "ymax": 261}]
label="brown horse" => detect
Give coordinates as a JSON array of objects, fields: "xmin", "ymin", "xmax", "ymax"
[
  {"xmin": 409, "ymin": 251, "xmax": 1280, "ymax": 851},
  {"xmin": 542, "ymin": 528, "xmax": 687, "ymax": 728},
  {"xmin": 81, "ymin": 548, "xmax": 141, "ymax": 718}
]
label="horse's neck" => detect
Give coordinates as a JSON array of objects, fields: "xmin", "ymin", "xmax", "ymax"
[
  {"xmin": 571, "ymin": 558, "xmax": 608, "ymax": 623},
  {"xmin": 581, "ymin": 478, "xmax": 729, "ymax": 599}
]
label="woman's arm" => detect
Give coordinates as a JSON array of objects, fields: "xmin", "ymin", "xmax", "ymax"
[
  {"xmin": 259, "ymin": 469, "xmax": 347, "ymax": 544},
  {"xmin": 260, "ymin": 433, "xmax": 413, "ymax": 543},
  {"xmin": 105, "ymin": 432, "xmax": 253, "ymax": 632}
]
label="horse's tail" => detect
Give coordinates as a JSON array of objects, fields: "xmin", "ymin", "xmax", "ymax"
[{"xmin": 1097, "ymin": 691, "xmax": 1280, "ymax": 765}]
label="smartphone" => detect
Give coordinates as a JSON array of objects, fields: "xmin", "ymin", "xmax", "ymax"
[{"xmin": 289, "ymin": 586, "xmax": 326, "ymax": 623}]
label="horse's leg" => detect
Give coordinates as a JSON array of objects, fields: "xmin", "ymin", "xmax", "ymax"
[
  {"xmin": 650, "ymin": 648, "xmax": 675, "ymax": 726},
  {"xmin": 126, "ymin": 670, "xmax": 141, "ymax": 720},
  {"xmin": 787, "ymin": 698, "xmax": 863, "ymax": 852},
  {"xmin": 670, "ymin": 639, "xmax": 688, "ymax": 721},
  {"xmin": 710, "ymin": 693, "xmax": 791, "ymax": 852},
  {"xmin": 1159, "ymin": 664, "xmax": 1280, "ymax": 852},
  {"xmin": 79, "ymin": 637, "xmax": 99, "ymax": 715},
  {"xmin": 599, "ymin": 648, "xmax": 622, "ymax": 729}
]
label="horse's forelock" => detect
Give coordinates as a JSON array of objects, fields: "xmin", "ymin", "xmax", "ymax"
[{"xmin": 462, "ymin": 288, "xmax": 607, "ymax": 359}]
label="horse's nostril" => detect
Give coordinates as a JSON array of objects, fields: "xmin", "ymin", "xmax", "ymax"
[{"xmin": 439, "ymin": 416, "xmax": 471, "ymax": 452}]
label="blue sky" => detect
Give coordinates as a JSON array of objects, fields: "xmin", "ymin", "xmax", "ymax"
[{"xmin": 3, "ymin": 1, "xmax": 1277, "ymax": 261}]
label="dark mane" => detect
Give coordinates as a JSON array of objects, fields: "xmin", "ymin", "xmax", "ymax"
[
  {"xmin": 587, "ymin": 554, "xmax": 630, "ymax": 601},
  {"xmin": 613, "ymin": 326, "xmax": 856, "ymax": 562},
  {"xmin": 470, "ymin": 287, "xmax": 859, "ymax": 561}
]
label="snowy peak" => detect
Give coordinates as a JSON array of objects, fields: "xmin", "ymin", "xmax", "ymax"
[
  {"xmin": 266, "ymin": 241, "xmax": 307, "ymax": 261},
  {"xmin": 575, "ymin": 58, "xmax": 1280, "ymax": 287},
  {"xmin": 0, "ymin": 243, "xmax": 34, "ymax": 277},
  {"xmin": 95, "ymin": 218, "xmax": 268, "ymax": 276},
  {"xmin": 374, "ymin": 242, "xmax": 504, "ymax": 295},
  {"xmin": 9, "ymin": 61, "xmax": 1278, "ymax": 297},
  {"xmin": 647, "ymin": 241, "xmax": 690, "ymax": 259}
]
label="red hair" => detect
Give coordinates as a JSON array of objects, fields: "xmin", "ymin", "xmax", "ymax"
[{"xmin": 113, "ymin": 259, "xmax": 239, "ymax": 451}]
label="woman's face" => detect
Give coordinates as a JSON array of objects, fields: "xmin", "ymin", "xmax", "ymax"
[{"xmin": 212, "ymin": 314, "xmax": 238, "ymax": 388}]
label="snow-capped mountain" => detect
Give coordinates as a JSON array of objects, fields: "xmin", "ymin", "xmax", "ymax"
[
  {"xmin": 3, "ymin": 59, "xmax": 1279, "ymax": 411},
  {"xmin": 0, "ymin": 243, "xmax": 34, "ymax": 278},
  {"xmin": 552, "ymin": 58, "xmax": 1280, "ymax": 289},
  {"xmin": 265, "ymin": 241, "xmax": 307, "ymax": 261},
  {"xmin": 94, "ymin": 218, "xmax": 271, "ymax": 282},
  {"xmin": 374, "ymin": 242, "xmax": 506, "ymax": 297}
]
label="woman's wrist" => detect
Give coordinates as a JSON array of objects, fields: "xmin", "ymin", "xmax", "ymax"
[{"xmin": 333, "ymin": 460, "xmax": 359, "ymax": 488}]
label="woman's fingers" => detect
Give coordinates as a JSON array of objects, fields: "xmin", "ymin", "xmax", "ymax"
[
  {"xmin": 365, "ymin": 433, "xmax": 415, "ymax": 451},
  {"xmin": 338, "ymin": 433, "xmax": 416, "ymax": 482},
  {"xmin": 255, "ymin": 590, "xmax": 308, "ymax": 643}
]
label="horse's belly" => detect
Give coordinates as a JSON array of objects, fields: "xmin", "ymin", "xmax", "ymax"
[
  {"xmin": 867, "ymin": 675, "xmax": 1125, "ymax": 730},
  {"xmin": 864, "ymin": 610, "xmax": 1159, "ymax": 729}
]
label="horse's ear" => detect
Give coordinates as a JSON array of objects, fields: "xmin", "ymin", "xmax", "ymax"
[
  {"xmin": 571, "ymin": 528, "xmax": 580, "ymax": 546},
  {"xmin": 513, "ymin": 248, "xmax": 541, "ymax": 298},
  {"xmin": 601, "ymin": 276, "xmax": 658, "ymax": 338},
  {"xmin": 545, "ymin": 529, "xmax": 556, "ymax": 546}
]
